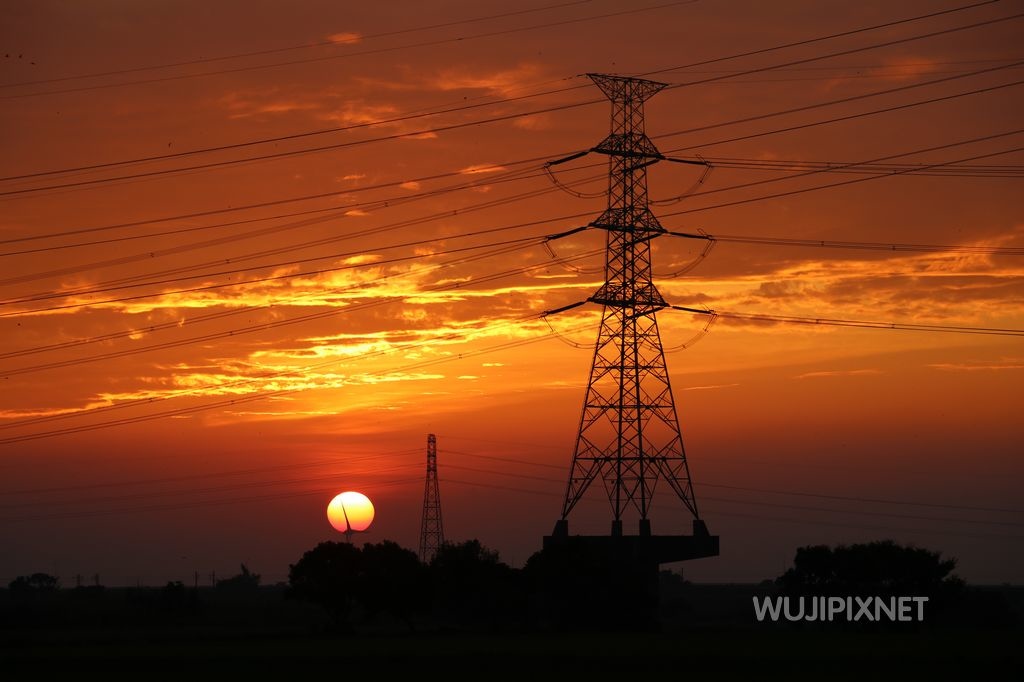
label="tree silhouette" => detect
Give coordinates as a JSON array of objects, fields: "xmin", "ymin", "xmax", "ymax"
[
  {"xmin": 777, "ymin": 540, "xmax": 961, "ymax": 596},
  {"xmin": 430, "ymin": 539, "xmax": 519, "ymax": 628},
  {"xmin": 287, "ymin": 541, "xmax": 362, "ymax": 626},
  {"xmin": 159, "ymin": 580, "xmax": 198, "ymax": 615},
  {"xmin": 359, "ymin": 541, "xmax": 426, "ymax": 629},
  {"xmin": 287, "ymin": 538, "xmax": 525, "ymax": 631},
  {"xmin": 8, "ymin": 573, "xmax": 59, "ymax": 594}
]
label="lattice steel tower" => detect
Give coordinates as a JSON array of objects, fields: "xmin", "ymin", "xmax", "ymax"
[
  {"xmin": 419, "ymin": 433, "xmax": 445, "ymax": 562},
  {"xmin": 554, "ymin": 74, "xmax": 703, "ymax": 538}
]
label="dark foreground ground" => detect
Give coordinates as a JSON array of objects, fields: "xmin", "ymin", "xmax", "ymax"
[{"xmin": 2, "ymin": 583, "xmax": 1021, "ymax": 678}]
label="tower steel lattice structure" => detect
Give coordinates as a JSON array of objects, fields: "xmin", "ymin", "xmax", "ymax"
[
  {"xmin": 419, "ymin": 433, "xmax": 445, "ymax": 562},
  {"xmin": 557, "ymin": 74, "xmax": 702, "ymax": 537}
]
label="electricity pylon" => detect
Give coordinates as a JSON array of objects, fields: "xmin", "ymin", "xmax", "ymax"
[
  {"xmin": 547, "ymin": 74, "xmax": 713, "ymax": 550},
  {"xmin": 419, "ymin": 433, "xmax": 445, "ymax": 562}
]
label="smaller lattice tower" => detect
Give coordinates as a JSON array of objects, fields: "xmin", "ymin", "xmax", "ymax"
[{"xmin": 419, "ymin": 433, "xmax": 445, "ymax": 562}]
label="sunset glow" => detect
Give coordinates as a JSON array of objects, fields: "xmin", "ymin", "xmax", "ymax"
[{"xmin": 0, "ymin": 0, "xmax": 1021, "ymax": 588}]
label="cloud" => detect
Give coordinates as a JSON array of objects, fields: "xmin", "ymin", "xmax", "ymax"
[
  {"xmin": 796, "ymin": 369, "xmax": 882, "ymax": 379},
  {"xmin": 682, "ymin": 383, "xmax": 739, "ymax": 391},
  {"xmin": 754, "ymin": 280, "xmax": 805, "ymax": 299},
  {"xmin": 0, "ymin": 401, "xmax": 112, "ymax": 420},
  {"xmin": 339, "ymin": 254, "xmax": 381, "ymax": 266},
  {"xmin": 512, "ymin": 114, "xmax": 552, "ymax": 130},
  {"xmin": 405, "ymin": 131, "xmax": 438, "ymax": 140},
  {"xmin": 326, "ymin": 32, "xmax": 361, "ymax": 44},
  {"xmin": 929, "ymin": 360, "xmax": 1024, "ymax": 371},
  {"xmin": 658, "ymin": 244, "xmax": 1024, "ymax": 333},
  {"xmin": 428, "ymin": 64, "xmax": 545, "ymax": 97},
  {"xmin": 219, "ymin": 90, "xmax": 319, "ymax": 119},
  {"xmin": 320, "ymin": 100, "xmax": 398, "ymax": 126},
  {"xmin": 459, "ymin": 163, "xmax": 507, "ymax": 175},
  {"xmin": 872, "ymin": 56, "xmax": 943, "ymax": 81}
]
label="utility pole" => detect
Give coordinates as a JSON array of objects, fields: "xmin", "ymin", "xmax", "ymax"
[{"xmin": 419, "ymin": 433, "xmax": 445, "ymax": 563}]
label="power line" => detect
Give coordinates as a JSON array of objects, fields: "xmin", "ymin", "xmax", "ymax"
[
  {"xmin": 2, "ymin": 451, "xmax": 1018, "ymax": 538},
  {"xmin": 6, "ymin": 69, "xmax": 1018, "ymax": 283},
  {"xmin": 696, "ymin": 482, "xmax": 1024, "ymax": 515},
  {"xmin": 669, "ymin": 306, "xmax": 1024, "ymax": 337},
  {"xmin": 662, "ymin": 137, "xmax": 1024, "ymax": 217},
  {"xmin": 7, "ymin": 140, "xmax": 1019, "ymax": 357},
  {"xmin": 0, "ymin": 163, "xmax": 561, "ymax": 291},
  {"xmin": 688, "ymin": 63, "xmax": 1024, "ymax": 86},
  {"xmin": 8, "ymin": 70, "xmax": 1015, "ymax": 280},
  {"xmin": 657, "ymin": 60, "xmax": 1024, "ymax": 144},
  {"xmin": 0, "ymin": 320, "xmax": 596, "ymax": 446},
  {"xmin": 7, "ymin": 58, "xmax": 1017, "ymax": 213},
  {"xmin": 0, "ymin": 160, "xmax": 549, "ymax": 256},
  {"xmin": 669, "ymin": 229, "xmax": 1024, "ymax": 255},
  {"xmin": 441, "ymin": 463, "xmax": 1024, "ymax": 528},
  {"xmin": 0, "ymin": 157, "xmax": 550, "ymax": 248},
  {"xmin": 659, "ymin": 79, "xmax": 1024, "ymax": 158},
  {"xmin": 573, "ymin": 78, "xmax": 1024, "ymax": 212},
  {"xmin": 0, "ymin": 239, "xmax": 583, "ymax": 376},
  {"xmin": 2, "ymin": 27, "xmax": 1015, "ymax": 446},
  {"xmin": 0, "ymin": 98, "xmax": 600, "ymax": 198},
  {"xmin": 0, "ymin": 94, "xmax": 571, "ymax": 190},
  {"xmin": 2, "ymin": 162, "xmax": 587, "ymax": 298},
  {"xmin": 696, "ymin": 156, "xmax": 1024, "ymax": 177},
  {"xmin": 0, "ymin": 251, "xmax": 600, "ymax": 425},
  {"xmin": 1, "ymin": 187, "xmax": 595, "ymax": 313},
  {"xmin": 18, "ymin": 67, "xmax": 1023, "ymax": 252},
  {"xmin": 390, "ymin": 56, "xmax": 1023, "ymax": 123},
  {"xmin": 0, "ymin": 448, "xmax": 422, "ymax": 495},
  {"xmin": 6, "ymin": 68, "xmax": 1019, "ymax": 263},
  {"xmin": 670, "ymin": 129, "xmax": 1024, "ymax": 202},
  {"xmin": 0, "ymin": 477, "xmax": 425, "ymax": 523},
  {"xmin": 0, "ymin": 0, "xmax": 595, "ymax": 90},
  {"xmin": 440, "ymin": 478, "xmax": 1024, "ymax": 541},
  {"xmin": 0, "ymin": 218, "xmax": 597, "ymax": 362},
  {"xmin": 694, "ymin": 506, "xmax": 1024, "ymax": 541},
  {"xmin": 639, "ymin": 0, "xmax": 1001, "ymax": 78},
  {"xmin": 682, "ymin": 56, "xmax": 1024, "ymax": 75},
  {"xmin": 443, "ymin": 448, "xmax": 1024, "ymax": 514},
  {"xmin": 34, "ymin": 439, "xmax": 922, "ymax": 527},
  {"xmin": 0, "ymin": 2, "xmax": 1008, "ymax": 192},
  {"xmin": 655, "ymin": 9, "xmax": 1024, "ymax": 94},
  {"xmin": 0, "ymin": 462, "xmax": 422, "ymax": 511},
  {"xmin": 26, "ymin": 3, "xmax": 996, "ymax": 97},
  {"xmin": 5, "ymin": 135, "xmax": 1014, "ymax": 385},
  {"xmin": 699, "ymin": 494, "xmax": 1024, "ymax": 528},
  {"xmin": 0, "ymin": 0, "xmax": 694, "ymax": 100}
]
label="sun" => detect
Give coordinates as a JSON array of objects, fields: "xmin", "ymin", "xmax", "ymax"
[{"xmin": 327, "ymin": 491, "xmax": 375, "ymax": 534}]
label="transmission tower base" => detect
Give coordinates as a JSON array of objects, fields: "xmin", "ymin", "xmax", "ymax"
[
  {"xmin": 530, "ymin": 521, "xmax": 718, "ymax": 630},
  {"xmin": 543, "ymin": 519, "xmax": 719, "ymax": 563}
]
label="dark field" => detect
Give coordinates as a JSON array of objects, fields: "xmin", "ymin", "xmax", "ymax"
[{"xmin": 3, "ymin": 583, "xmax": 1021, "ymax": 678}]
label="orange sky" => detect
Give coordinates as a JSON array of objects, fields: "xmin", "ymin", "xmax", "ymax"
[{"xmin": 1, "ymin": 0, "xmax": 1022, "ymax": 585}]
